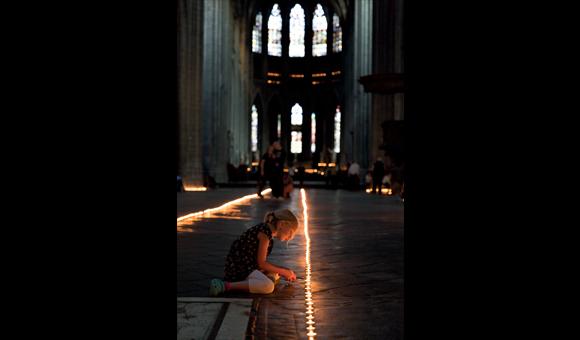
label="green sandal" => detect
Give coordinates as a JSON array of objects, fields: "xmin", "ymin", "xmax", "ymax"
[{"xmin": 209, "ymin": 278, "xmax": 225, "ymax": 296}]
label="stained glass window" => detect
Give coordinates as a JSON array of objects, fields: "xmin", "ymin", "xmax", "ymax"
[
  {"xmin": 311, "ymin": 113, "xmax": 316, "ymax": 153},
  {"xmin": 291, "ymin": 131, "xmax": 302, "ymax": 154},
  {"xmin": 277, "ymin": 114, "xmax": 281, "ymax": 138},
  {"xmin": 251, "ymin": 105, "xmax": 258, "ymax": 152},
  {"xmin": 268, "ymin": 4, "xmax": 282, "ymax": 56},
  {"xmin": 334, "ymin": 106, "xmax": 341, "ymax": 153},
  {"xmin": 289, "ymin": 4, "xmax": 305, "ymax": 57},
  {"xmin": 291, "ymin": 103, "xmax": 303, "ymax": 125},
  {"xmin": 291, "ymin": 103, "xmax": 303, "ymax": 154},
  {"xmin": 252, "ymin": 12, "xmax": 262, "ymax": 53},
  {"xmin": 312, "ymin": 4, "xmax": 327, "ymax": 57},
  {"xmin": 333, "ymin": 13, "xmax": 342, "ymax": 53}
]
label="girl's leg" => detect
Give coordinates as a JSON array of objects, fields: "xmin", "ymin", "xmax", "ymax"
[
  {"xmin": 211, "ymin": 271, "xmax": 276, "ymax": 296},
  {"xmin": 210, "ymin": 278, "xmax": 249, "ymax": 296},
  {"xmin": 225, "ymin": 270, "xmax": 280, "ymax": 293},
  {"xmin": 247, "ymin": 270, "xmax": 276, "ymax": 294},
  {"xmin": 227, "ymin": 280, "xmax": 250, "ymax": 291},
  {"xmin": 227, "ymin": 271, "xmax": 279, "ymax": 291}
]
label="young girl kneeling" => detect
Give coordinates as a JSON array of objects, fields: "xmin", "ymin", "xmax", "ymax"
[{"xmin": 209, "ymin": 209, "xmax": 299, "ymax": 296}]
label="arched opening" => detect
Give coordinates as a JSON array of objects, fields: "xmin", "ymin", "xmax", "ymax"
[{"xmin": 251, "ymin": 94, "xmax": 264, "ymax": 162}]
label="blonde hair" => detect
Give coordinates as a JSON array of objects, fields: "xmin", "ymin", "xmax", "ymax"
[{"xmin": 264, "ymin": 209, "xmax": 299, "ymax": 235}]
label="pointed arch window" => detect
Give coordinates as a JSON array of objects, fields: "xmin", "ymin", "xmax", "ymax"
[
  {"xmin": 268, "ymin": 4, "xmax": 282, "ymax": 56},
  {"xmin": 289, "ymin": 4, "xmax": 305, "ymax": 57},
  {"xmin": 277, "ymin": 114, "xmax": 282, "ymax": 138},
  {"xmin": 291, "ymin": 131, "xmax": 302, "ymax": 154},
  {"xmin": 290, "ymin": 103, "xmax": 303, "ymax": 154},
  {"xmin": 291, "ymin": 104, "xmax": 303, "ymax": 125},
  {"xmin": 311, "ymin": 113, "xmax": 316, "ymax": 153},
  {"xmin": 251, "ymin": 105, "xmax": 259, "ymax": 152},
  {"xmin": 333, "ymin": 13, "xmax": 342, "ymax": 53},
  {"xmin": 252, "ymin": 12, "xmax": 262, "ymax": 53},
  {"xmin": 312, "ymin": 4, "xmax": 327, "ymax": 57},
  {"xmin": 334, "ymin": 106, "xmax": 341, "ymax": 153}
]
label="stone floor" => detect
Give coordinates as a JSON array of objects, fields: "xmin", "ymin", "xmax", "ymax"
[
  {"xmin": 177, "ymin": 297, "xmax": 254, "ymax": 340},
  {"xmin": 177, "ymin": 188, "xmax": 404, "ymax": 339}
]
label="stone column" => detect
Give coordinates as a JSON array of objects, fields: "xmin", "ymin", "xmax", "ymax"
[
  {"xmin": 369, "ymin": 0, "xmax": 405, "ymax": 162},
  {"xmin": 229, "ymin": 7, "xmax": 252, "ymax": 167},
  {"xmin": 393, "ymin": 0, "xmax": 404, "ymax": 120},
  {"xmin": 370, "ymin": 0, "xmax": 392, "ymax": 163},
  {"xmin": 202, "ymin": 0, "xmax": 252, "ymax": 183},
  {"xmin": 177, "ymin": 0, "xmax": 204, "ymax": 188},
  {"xmin": 202, "ymin": 0, "xmax": 231, "ymax": 183},
  {"xmin": 344, "ymin": 0, "xmax": 373, "ymax": 168}
]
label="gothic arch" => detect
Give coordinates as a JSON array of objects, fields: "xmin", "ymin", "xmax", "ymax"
[{"xmin": 251, "ymin": 94, "xmax": 264, "ymax": 160}]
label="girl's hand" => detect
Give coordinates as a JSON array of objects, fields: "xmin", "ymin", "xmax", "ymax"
[{"xmin": 283, "ymin": 269, "xmax": 296, "ymax": 282}]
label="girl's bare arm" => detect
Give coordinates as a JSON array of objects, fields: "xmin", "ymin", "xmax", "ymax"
[{"xmin": 256, "ymin": 232, "xmax": 296, "ymax": 281}]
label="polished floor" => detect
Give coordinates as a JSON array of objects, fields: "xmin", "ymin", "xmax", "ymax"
[{"xmin": 177, "ymin": 188, "xmax": 403, "ymax": 339}]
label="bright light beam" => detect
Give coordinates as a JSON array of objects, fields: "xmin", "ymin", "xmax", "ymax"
[
  {"xmin": 183, "ymin": 186, "xmax": 207, "ymax": 191},
  {"xmin": 301, "ymin": 188, "xmax": 317, "ymax": 339},
  {"xmin": 177, "ymin": 188, "xmax": 272, "ymax": 222}
]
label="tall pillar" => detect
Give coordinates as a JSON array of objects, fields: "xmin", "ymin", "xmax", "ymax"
[
  {"xmin": 202, "ymin": 0, "xmax": 229, "ymax": 183},
  {"xmin": 370, "ymin": 0, "xmax": 390, "ymax": 163},
  {"xmin": 229, "ymin": 7, "xmax": 252, "ymax": 167},
  {"xmin": 344, "ymin": 0, "xmax": 373, "ymax": 167},
  {"xmin": 177, "ymin": 0, "xmax": 204, "ymax": 188},
  {"xmin": 369, "ymin": 0, "xmax": 405, "ymax": 162},
  {"xmin": 202, "ymin": 0, "xmax": 252, "ymax": 183},
  {"xmin": 393, "ymin": 0, "xmax": 404, "ymax": 120}
]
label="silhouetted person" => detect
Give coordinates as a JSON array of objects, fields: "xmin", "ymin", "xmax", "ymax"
[
  {"xmin": 390, "ymin": 160, "xmax": 404, "ymax": 197},
  {"xmin": 177, "ymin": 176, "xmax": 184, "ymax": 192},
  {"xmin": 365, "ymin": 171, "xmax": 373, "ymax": 191},
  {"xmin": 372, "ymin": 158, "xmax": 385, "ymax": 194},
  {"xmin": 296, "ymin": 165, "xmax": 305, "ymax": 188},
  {"xmin": 270, "ymin": 140, "xmax": 286, "ymax": 198},
  {"xmin": 283, "ymin": 171, "xmax": 294, "ymax": 198},
  {"xmin": 227, "ymin": 162, "xmax": 238, "ymax": 182},
  {"xmin": 347, "ymin": 161, "xmax": 360, "ymax": 190},
  {"xmin": 257, "ymin": 145, "xmax": 274, "ymax": 198}
]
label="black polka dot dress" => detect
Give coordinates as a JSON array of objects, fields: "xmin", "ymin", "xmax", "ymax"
[{"xmin": 224, "ymin": 223, "xmax": 273, "ymax": 282}]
